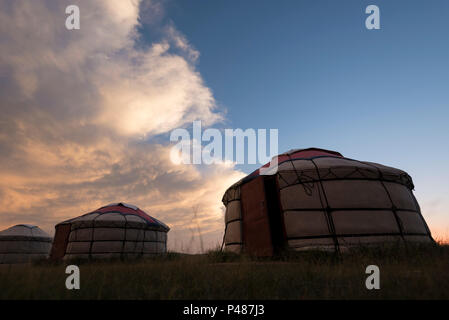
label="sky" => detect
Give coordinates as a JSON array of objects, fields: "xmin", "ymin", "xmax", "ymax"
[{"xmin": 0, "ymin": 0, "xmax": 448, "ymax": 252}]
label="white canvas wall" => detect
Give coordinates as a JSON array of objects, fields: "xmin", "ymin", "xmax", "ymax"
[
  {"xmin": 63, "ymin": 213, "xmax": 168, "ymax": 260},
  {"xmin": 0, "ymin": 225, "xmax": 52, "ymax": 264},
  {"xmin": 222, "ymin": 155, "xmax": 432, "ymax": 254}
]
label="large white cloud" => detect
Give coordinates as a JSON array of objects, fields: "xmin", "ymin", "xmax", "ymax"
[{"xmin": 0, "ymin": 0, "xmax": 244, "ymax": 252}]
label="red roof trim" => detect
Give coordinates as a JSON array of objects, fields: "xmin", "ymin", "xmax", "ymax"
[
  {"xmin": 58, "ymin": 203, "xmax": 169, "ymax": 231},
  {"xmin": 252, "ymin": 148, "xmax": 343, "ymax": 176},
  {"xmin": 93, "ymin": 205, "xmax": 156, "ymax": 224}
]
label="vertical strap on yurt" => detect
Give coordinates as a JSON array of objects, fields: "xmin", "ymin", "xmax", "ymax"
[
  {"xmin": 140, "ymin": 226, "xmax": 146, "ymax": 257},
  {"xmin": 239, "ymin": 187, "xmax": 244, "ymax": 254},
  {"xmin": 89, "ymin": 213, "xmax": 101, "ymax": 259},
  {"xmin": 309, "ymin": 158, "xmax": 340, "ymax": 254},
  {"xmin": 121, "ymin": 213, "xmax": 128, "ymax": 260},
  {"xmin": 286, "ymin": 154, "xmax": 315, "ymax": 196},
  {"xmin": 63, "ymin": 225, "xmax": 69, "ymax": 258}
]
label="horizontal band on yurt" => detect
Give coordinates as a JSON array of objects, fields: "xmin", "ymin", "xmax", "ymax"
[
  {"xmin": 63, "ymin": 252, "xmax": 166, "ymax": 259},
  {"xmin": 66, "ymin": 239, "xmax": 166, "ymax": 244},
  {"xmin": 0, "ymin": 236, "xmax": 52, "ymax": 242},
  {"xmin": 225, "ymin": 242, "xmax": 243, "ymax": 246},
  {"xmin": 288, "ymin": 235, "xmax": 433, "ymax": 249},
  {"xmin": 280, "ymin": 180, "xmax": 418, "ymax": 211},
  {"xmin": 67, "ymin": 222, "xmax": 168, "ymax": 232},
  {"xmin": 283, "ymin": 209, "xmax": 429, "ymax": 236},
  {"xmin": 281, "ymin": 207, "xmax": 421, "ymax": 213},
  {"xmin": 0, "ymin": 251, "xmax": 51, "ymax": 255},
  {"xmin": 223, "ymin": 198, "xmax": 241, "ymax": 205},
  {"xmin": 0, "ymin": 240, "xmax": 52, "ymax": 249},
  {"xmin": 66, "ymin": 246, "xmax": 167, "ymax": 254},
  {"xmin": 66, "ymin": 230, "xmax": 167, "ymax": 243},
  {"xmin": 286, "ymin": 232, "xmax": 430, "ymax": 241},
  {"xmin": 277, "ymin": 171, "xmax": 413, "ymax": 190},
  {"xmin": 64, "ymin": 253, "xmax": 166, "ymax": 257},
  {"xmin": 0, "ymin": 254, "xmax": 49, "ymax": 264},
  {"xmin": 224, "ymin": 244, "xmax": 243, "ymax": 254},
  {"xmin": 65, "ymin": 241, "xmax": 166, "ymax": 254},
  {"xmin": 224, "ymin": 218, "xmax": 243, "ymax": 225}
]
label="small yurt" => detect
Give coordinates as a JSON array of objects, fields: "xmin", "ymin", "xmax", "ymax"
[
  {"xmin": 50, "ymin": 203, "xmax": 169, "ymax": 260},
  {"xmin": 0, "ymin": 224, "xmax": 52, "ymax": 264},
  {"xmin": 222, "ymin": 148, "xmax": 434, "ymax": 256}
]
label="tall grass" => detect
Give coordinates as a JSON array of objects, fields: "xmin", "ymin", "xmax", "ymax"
[{"xmin": 0, "ymin": 244, "xmax": 448, "ymax": 300}]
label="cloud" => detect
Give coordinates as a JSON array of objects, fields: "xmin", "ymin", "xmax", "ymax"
[{"xmin": 0, "ymin": 0, "xmax": 244, "ymax": 252}]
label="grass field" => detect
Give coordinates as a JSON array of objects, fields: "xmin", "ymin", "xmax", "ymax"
[{"xmin": 0, "ymin": 244, "xmax": 448, "ymax": 300}]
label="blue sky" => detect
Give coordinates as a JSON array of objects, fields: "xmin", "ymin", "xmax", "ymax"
[
  {"xmin": 157, "ymin": 0, "xmax": 449, "ymax": 163},
  {"xmin": 142, "ymin": 0, "xmax": 449, "ymax": 236}
]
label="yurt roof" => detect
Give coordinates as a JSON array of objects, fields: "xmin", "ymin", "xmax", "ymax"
[
  {"xmin": 57, "ymin": 202, "xmax": 170, "ymax": 232},
  {"xmin": 0, "ymin": 224, "xmax": 52, "ymax": 240},
  {"xmin": 225, "ymin": 148, "xmax": 342, "ymax": 189},
  {"xmin": 252, "ymin": 147, "xmax": 343, "ymax": 176},
  {"xmin": 222, "ymin": 147, "xmax": 414, "ymax": 204}
]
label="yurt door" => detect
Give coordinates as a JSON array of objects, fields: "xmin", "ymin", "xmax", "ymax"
[
  {"xmin": 264, "ymin": 175, "xmax": 286, "ymax": 253},
  {"xmin": 49, "ymin": 224, "xmax": 71, "ymax": 260},
  {"xmin": 241, "ymin": 176, "xmax": 273, "ymax": 256}
]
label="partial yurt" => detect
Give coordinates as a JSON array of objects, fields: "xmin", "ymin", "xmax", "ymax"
[
  {"xmin": 0, "ymin": 224, "xmax": 52, "ymax": 264},
  {"xmin": 222, "ymin": 148, "xmax": 434, "ymax": 256},
  {"xmin": 50, "ymin": 203, "xmax": 169, "ymax": 260}
]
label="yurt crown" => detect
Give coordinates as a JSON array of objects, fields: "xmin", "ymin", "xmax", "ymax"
[{"xmin": 103, "ymin": 202, "xmax": 139, "ymax": 210}]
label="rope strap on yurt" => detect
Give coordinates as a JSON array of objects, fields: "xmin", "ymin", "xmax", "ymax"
[
  {"xmin": 355, "ymin": 160, "xmax": 406, "ymax": 243},
  {"xmin": 278, "ymin": 156, "xmax": 316, "ymax": 196},
  {"xmin": 278, "ymin": 156, "xmax": 431, "ymax": 242},
  {"xmin": 309, "ymin": 158, "xmax": 340, "ymax": 254},
  {"xmin": 121, "ymin": 213, "xmax": 128, "ymax": 259},
  {"xmin": 67, "ymin": 212, "xmax": 167, "ymax": 258},
  {"xmin": 88, "ymin": 213, "xmax": 101, "ymax": 259}
]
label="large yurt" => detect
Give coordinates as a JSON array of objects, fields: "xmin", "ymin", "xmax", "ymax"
[
  {"xmin": 50, "ymin": 203, "xmax": 169, "ymax": 260},
  {"xmin": 0, "ymin": 224, "xmax": 52, "ymax": 264},
  {"xmin": 222, "ymin": 148, "xmax": 434, "ymax": 256}
]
